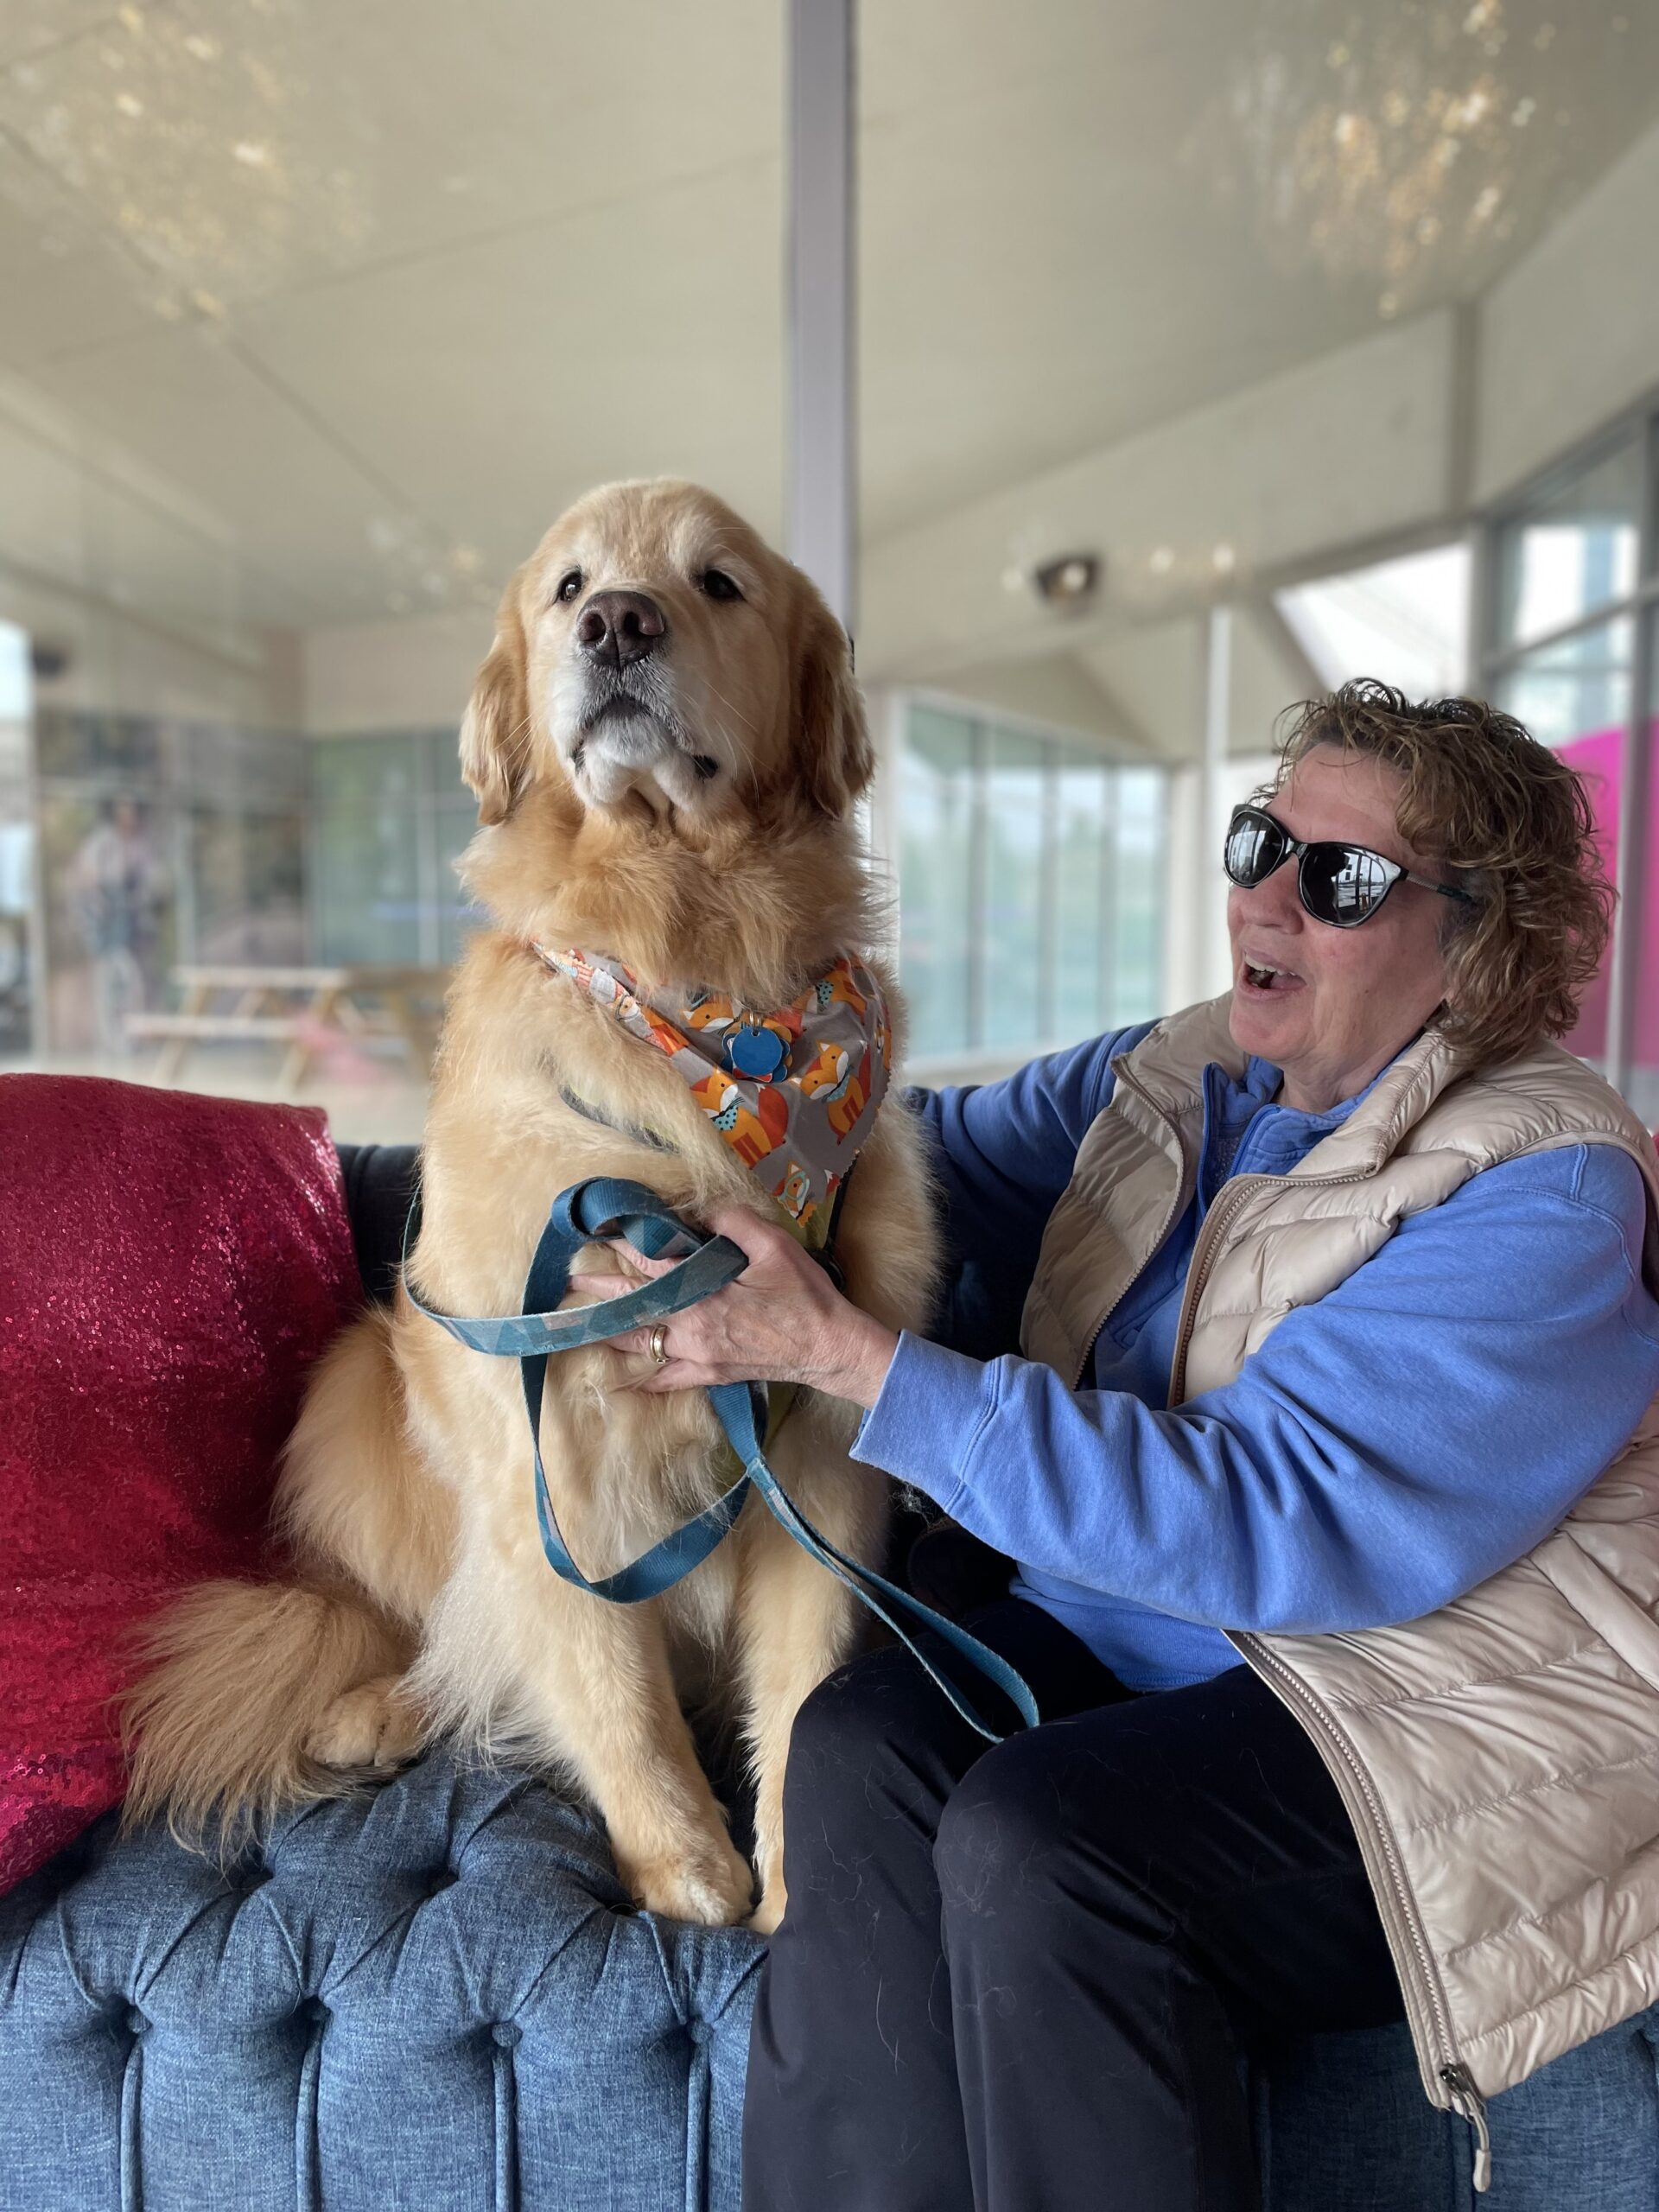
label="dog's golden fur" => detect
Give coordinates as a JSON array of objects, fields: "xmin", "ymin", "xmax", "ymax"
[{"xmin": 124, "ymin": 480, "xmax": 939, "ymax": 1929}]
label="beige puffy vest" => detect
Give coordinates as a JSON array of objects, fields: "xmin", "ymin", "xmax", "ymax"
[{"xmin": 1021, "ymin": 996, "xmax": 1659, "ymax": 2181}]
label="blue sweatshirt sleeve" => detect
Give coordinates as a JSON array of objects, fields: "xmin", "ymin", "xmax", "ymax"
[
  {"xmin": 905, "ymin": 1022, "xmax": 1154, "ymax": 1359},
  {"xmin": 854, "ymin": 1142, "xmax": 1659, "ymax": 1632}
]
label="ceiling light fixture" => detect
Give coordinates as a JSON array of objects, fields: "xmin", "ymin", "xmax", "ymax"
[{"xmin": 1031, "ymin": 553, "xmax": 1101, "ymax": 608}]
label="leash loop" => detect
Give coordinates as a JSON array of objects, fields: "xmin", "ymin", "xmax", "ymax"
[{"xmin": 403, "ymin": 1176, "xmax": 1038, "ymax": 1739}]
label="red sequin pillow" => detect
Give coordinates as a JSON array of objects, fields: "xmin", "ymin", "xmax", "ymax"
[{"xmin": 0, "ymin": 1077, "xmax": 360, "ymax": 1891}]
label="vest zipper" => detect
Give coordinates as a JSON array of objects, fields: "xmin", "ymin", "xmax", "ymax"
[
  {"xmin": 1165, "ymin": 1170, "xmax": 1280, "ymax": 1406},
  {"xmin": 1068, "ymin": 1063, "xmax": 1197, "ymax": 1389},
  {"xmin": 1165, "ymin": 1154, "xmax": 1382, "ymax": 1405},
  {"xmin": 1441, "ymin": 2066, "xmax": 1493, "ymax": 2193},
  {"xmin": 1227, "ymin": 1631, "xmax": 1491, "ymax": 2187},
  {"xmin": 1111, "ymin": 1073, "xmax": 1493, "ymax": 2184}
]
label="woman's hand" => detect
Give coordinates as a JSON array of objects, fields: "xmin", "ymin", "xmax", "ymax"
[{"xmin": 569, "ymin": 1205, "xmax": 899, "ymax": 1411}]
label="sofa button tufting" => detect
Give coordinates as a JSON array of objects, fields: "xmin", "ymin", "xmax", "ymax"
[
  {"xmin": 491, "ymin": 2022, "xmax": 522, "ymax": 2050},
  {"xmin": 428, "ymin": 1868, "xmax": 459, "ymax": 1897},
  {"xmin": 685, "ymin": 2019, "xmax": 711, "ymax": 2047},
  {"xmin": 126, "ymin": 2006, "xmax": 148, "ymax": 2037}
]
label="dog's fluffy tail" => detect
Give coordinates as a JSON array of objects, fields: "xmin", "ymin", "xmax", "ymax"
[{"xmin": 121, "ymin": 1578, "xmax": 410, "ymax": 1857}]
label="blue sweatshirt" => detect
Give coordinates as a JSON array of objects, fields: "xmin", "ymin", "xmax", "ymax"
[{"xmin": 852, "ymin": 1026, "xmax": 1659, "ymax": 1689}]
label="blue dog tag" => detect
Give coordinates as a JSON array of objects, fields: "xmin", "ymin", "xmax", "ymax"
[{"xmin": 728, "ymin": 1025, "xmax": 787, "ymax": 1081}]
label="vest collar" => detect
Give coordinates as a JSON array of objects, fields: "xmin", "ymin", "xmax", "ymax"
[
  {"xmin": 1121, "ymin": 995, "xmax": 1464, "ymax": 1185},
  {"xmin": 1269, "ymin": 1027, "xmax": 1460, "ymax": 1181}
]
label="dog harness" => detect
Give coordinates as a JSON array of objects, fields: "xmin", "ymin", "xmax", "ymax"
[
  {"xmin": 532, "ymin": 944, "xmax": 890, "ymax": 1243},
  {"xmin": 404, "ymin": 1177, "xmax": 1038, "ymax": 1740}
]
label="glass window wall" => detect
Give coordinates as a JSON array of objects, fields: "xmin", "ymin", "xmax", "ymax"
[
  {"xmin": 895, "ymin": 698, "xmax": 1166, "ymax": 1069},
  {"xmin": 1493, "ymin": 435, "xmax": 1644, "ymax": 652},
  {"xmin": 27, "ymin": 705, "xmax": 307, "ymax": 1057},
  {"xmin": 1481, "ymin": 411, "xmax": 1658, "ymax": 1107},
  {"xmin": 1493, "ymin": 621, "xmax": 1632, "ymax": 1065},
  {"xmin": 310, "ymin": 730, "xmax": 481, "ymax": 968},
  {"xmin": 1053, "ymin": 757, "xmax": 1109, "ymax": 1042},
  {"xmin": 897, "ymin": 706, "xmax": 976, "ymax": 1059},
  {"xmin": 982, "ymin": 730, "xmax": 1048, "ymax": 1053},
  {"xmin": 1112, "ymin": 770, "xmax": 1167, "ymax": 1022}
]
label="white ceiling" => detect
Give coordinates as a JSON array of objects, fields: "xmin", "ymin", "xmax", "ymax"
[
  {"xmin": 0, "ymin": 0, "xmax": 1655, "ymax": 634},
  {"xmin": 0, "ymin": 0, "xmax": 786, "ymax": 626},
  {"xmin": 857, "ymin": 0, "xmax": 1659, "ymax": 536}
]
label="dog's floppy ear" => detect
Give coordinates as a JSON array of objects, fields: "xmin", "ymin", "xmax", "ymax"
[
  {"xmin": 794, "ymin": 587, "xmax": 874, "ymax": 818},
  {"xmin": 460, "ymin": 579, "xmax": 531, "ymax": 825}
]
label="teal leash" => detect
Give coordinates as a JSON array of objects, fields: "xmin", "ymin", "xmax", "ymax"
[{"xmin": 403, "ymin": 1174, "xmax": 1039, "ymax": 1740}]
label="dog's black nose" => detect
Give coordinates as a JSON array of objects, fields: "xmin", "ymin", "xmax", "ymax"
[{"xmin": 576, "ymin": 590, "xmax": 667, "ymax": 669}]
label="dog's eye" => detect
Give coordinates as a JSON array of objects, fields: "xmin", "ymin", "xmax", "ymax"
[
  {"xmin": 554, "ymin": 569, "xmax": 582, "ymax": 605},
  {"xmin": 699, "ymin": 569, "xmax": 742, "ymax": 603}
]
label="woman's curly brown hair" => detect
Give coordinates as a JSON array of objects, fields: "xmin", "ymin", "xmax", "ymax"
[{"xmin": 1271, "ymin": 679, "xmax": 1613, "ymax": 1068}]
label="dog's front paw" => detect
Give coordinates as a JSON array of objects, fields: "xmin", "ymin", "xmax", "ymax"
[
  {"xmin": 620, "ymin": 1836, "xmax": 755, "ymax": 1926},
  {"xmin": 747, "ymin": 1881, "xmax": 786, "ymax": 1936},
  {"xmin": 303, "ymin": 1676, "xmax": 423, "ymax": 1771},
  {"xmin": 747, "ymin": 1834, "xmax": 786, "ymax": 1934}
]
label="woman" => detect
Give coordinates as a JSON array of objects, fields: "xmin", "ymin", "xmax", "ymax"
[{"xmin": 604, "ymin": 681, "xmax": 1659, "ymax": 2209}]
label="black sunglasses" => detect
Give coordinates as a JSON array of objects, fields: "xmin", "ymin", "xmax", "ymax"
[{"xmin": 1224, "ymin": 805, "xmax": 1475, "ymax": 929}]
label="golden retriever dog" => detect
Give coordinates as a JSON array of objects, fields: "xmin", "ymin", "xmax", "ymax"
[{"xmin": 124, "ymin": 479, "xmax": 938, "ymax": 1930}]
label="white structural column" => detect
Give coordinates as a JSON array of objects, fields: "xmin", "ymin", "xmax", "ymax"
[
  {"xmin": 786, "ymin": 0, "xmax": 856, "ymax": 632},
  {"xmin": 1606, "ymin": 429, "xmax": 1656, "ymax": 1096},
  {"xmin": 1606, "ymin": 616, "xmax": 1654, "ymax": 1096},
  {"xmin": 1201, "ymin": 604, "xmax": 1234, "ymax": 991}
]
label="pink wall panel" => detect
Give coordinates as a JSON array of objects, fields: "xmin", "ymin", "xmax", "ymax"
[{"xmin": 1556, "ymin": 722, "xmax": 1659, "ymax": 1069}]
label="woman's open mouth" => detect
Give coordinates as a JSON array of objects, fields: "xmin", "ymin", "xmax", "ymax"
[{"xmin": 1240, "ymin": 960, "xmax": 1305, "ymax": 998}]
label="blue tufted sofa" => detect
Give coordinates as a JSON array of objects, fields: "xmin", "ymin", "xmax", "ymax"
[
  {"xmin": 0, "ymin": 1757, "xmax": 758, "ymax": 2212},
  {"xmin": 5, "ymin": 1140, "xmax": 1659, "ymax": 2210}
]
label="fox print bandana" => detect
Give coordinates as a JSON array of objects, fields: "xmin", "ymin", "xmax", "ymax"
[{"xmin": 534, "ymin": 944, "xmax": 891, "ymax": 1236}]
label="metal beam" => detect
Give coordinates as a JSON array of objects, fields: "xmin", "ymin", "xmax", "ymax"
[
  {"xmin": 1248, "ymin": 593, "xmax": 1328, "ymax": 705},
  {"xmin": 1446, "ymin": 299, "xmax": 1480, "ymax": 523},
  {"xmin": 1481, "ymin": 573, "xmax": 1659, "ymax": 677},
  {"xmin": 786, "ymin": 0, "xmax": 855, "ymax": 632}
]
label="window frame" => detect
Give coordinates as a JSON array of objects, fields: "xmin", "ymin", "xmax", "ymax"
[
  {"xmin": 1475, "ymin": 397, "xmax": 1659, "ymax": 1097},
  {"xmin": 893, "ymin": 688, "xmax": 1167, "ymax": 1077}
]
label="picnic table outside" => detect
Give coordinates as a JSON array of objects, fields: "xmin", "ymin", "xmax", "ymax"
[{"xmin": 125, "ymin": 963, "xmax": 447, "ymax": 1094}]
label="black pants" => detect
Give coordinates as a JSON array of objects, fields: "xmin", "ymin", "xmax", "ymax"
[{"xmin": 742, "ymin": 1600, "xmax": 1405, "ymax": 2212}]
